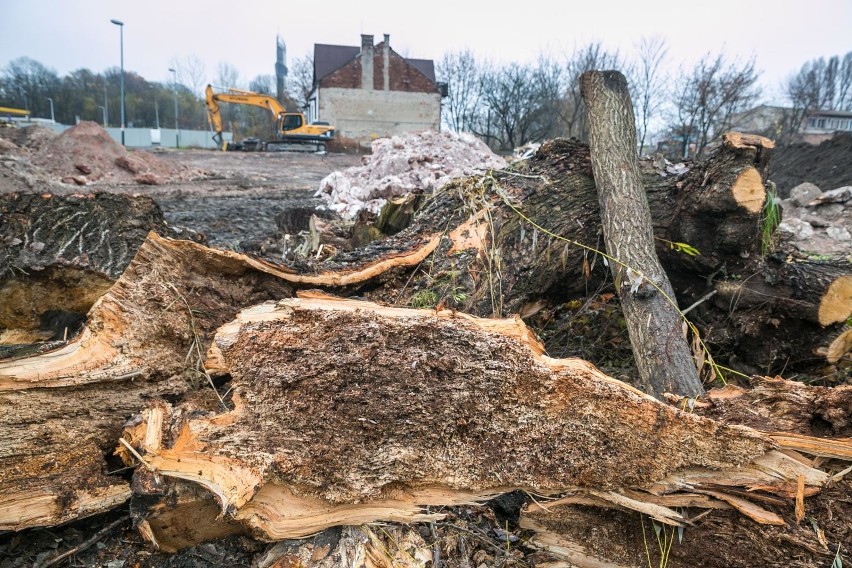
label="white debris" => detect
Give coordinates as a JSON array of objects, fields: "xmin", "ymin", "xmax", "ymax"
[
  {"xmin": 809, "ymin": 185, "xmax": 852, "ymax": 206},
  {"xmin": 789, "ymin": 182, "xmax": 822, "ymax": 207},
  {"xmin": 778, "ymin": 218, "xmax": 815, "ymax": 240},
  {"xmin": 316, "ymin": 130, "xmax": 507, "ymax": 219}
]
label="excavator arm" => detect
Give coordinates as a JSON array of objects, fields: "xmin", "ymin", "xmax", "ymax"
[{"xmin": 205, "ymin": 84, "xmax": 334, "ymax": 151}]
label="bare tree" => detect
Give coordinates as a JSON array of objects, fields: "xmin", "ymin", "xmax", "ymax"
[
  {"xmin": 287, "ymin": 53, "xmax": 314, "ymax": 110},
  {"xmin": 215, "ymin": 62, "xmax": 241, "ymax": 90},
  {"xmin": 0, "ymin": 57, "xmax": 60, "ymax": 118},
  {"xmin": 783, "ymin": 51, "xmax": 852, "ymax": 141},
  {"xmin": 476, "ymin": 58, "xmax": 565, "ymax": 151},
  {"xmin": 249, "ymin": 74, "xmax": 275, "ymax": 95},
  {"xmin": 669, "ymin": 52, "xmax": 761, "ymax": 158},
  {"xmin": 629, "ymin": 37, "xmax": 668, "ymax": 155},
  {"xmin": 436, "ymin": 49, "xmax": 482, "ymax": 133},
  {"xmin": 170, "ymin": 54, "xmax": 207, "ymax": 98}
]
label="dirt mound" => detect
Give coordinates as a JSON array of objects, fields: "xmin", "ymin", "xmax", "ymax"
[
  {"xmin": 316, "ymin": 130, "xmax": 507, "ymax": 219},
  {"xmin": 28, "ymin": 121, "xmax": 204, "ymax": 185},
  {"xmin": 0, "ymin": 122, "xmax": 206, "ymax": 188},
  {"xmin": 768, "ymin": 133, "xmax": 852, "ymax": 197},
  {"xmin": 0, "ymin": 124, "xmax": 58, "ymax": 153}
]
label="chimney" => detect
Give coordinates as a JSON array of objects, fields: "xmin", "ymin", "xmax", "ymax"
[
  {"xmin": 360, "ymin": 34, "xmax": 374, "ymax": 91},
  {"xmin": 383, "ymin": 34, "xmax": 390, "ymax": 91}
]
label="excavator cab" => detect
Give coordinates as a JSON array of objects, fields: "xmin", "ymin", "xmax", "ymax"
[{"xmin": 280, "ymin": 114, "xmax": 304, "ymax": 133}]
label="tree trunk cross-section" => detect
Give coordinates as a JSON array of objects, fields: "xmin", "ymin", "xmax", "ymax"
[{"xmin": 581, "ymin": 70, "xmax": 703, "ymax": 398}]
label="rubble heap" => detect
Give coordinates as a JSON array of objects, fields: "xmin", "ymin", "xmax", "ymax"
[{"xmin": 316, "ymin": 130, "xmax": 507, "ymax": 219}]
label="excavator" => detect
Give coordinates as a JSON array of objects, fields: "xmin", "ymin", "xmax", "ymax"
[{"xmin": 204, "ymin": 84, "xmax": 335, "ymax": 152}]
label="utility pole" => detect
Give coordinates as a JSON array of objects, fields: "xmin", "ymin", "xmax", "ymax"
[
  {"xmin": 110, "ymin": 19, "xmax": 125, "ymax": 145},
  {"xmin": 169, "ymin": 67, "xmax": 180, "ymax": 148},
  {"xmin": 45, "ymin": 97, "xmax": 54, "ymax": 122}
]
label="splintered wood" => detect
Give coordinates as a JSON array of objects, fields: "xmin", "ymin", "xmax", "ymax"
[{"xmin": 119, "ymin": 293, "xmax": 852, "ymax": 550}]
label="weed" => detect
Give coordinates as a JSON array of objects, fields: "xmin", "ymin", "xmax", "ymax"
[
  {"xmin": 409, "ymin": 289, "xmax": 439, "ymax": 309},
  {"xmin": 641, "ymin": 514, "xmax": 677, "ymax": 568},
  {"xmin": 761, "ymin": 181, "xmax": 781, "ymax": 256}
]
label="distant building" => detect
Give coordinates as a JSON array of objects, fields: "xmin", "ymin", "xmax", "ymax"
[
  {"xmin": 276, "ymin": 35, "xmax": 288, "ymax": 103},
  {"xmin": 802, "ymin": 109, "xmax": 852, "ymax": 144},
  {"xmin": 308, "ymin": 34, "xmax": 444, "ymax": 148},
  {"xmin": 728, "ymin": 105, "xmax": 852, "ymax": 144},
  {"xmin": 728, "ymin": 104, "xmax": 789, "ymax": 139}
]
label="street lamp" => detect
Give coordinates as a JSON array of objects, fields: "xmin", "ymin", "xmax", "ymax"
[
  {"xmin": 110, "ymin": 19, "xmax": 125, "ymax": 145},
  {"xmin": 169, "ymin": 67, "xmax": 180, "ymax": 148},
  {"xmin": 45, "ymin": 97, "xmax": 54, "ymax": 122},
  {"xmin": 97, "ymin": 105, "xmax": 107, "ymax": 126}
]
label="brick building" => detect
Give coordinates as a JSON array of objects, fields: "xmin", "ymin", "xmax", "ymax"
[{"xmin": 308, "ymin": 34, "xmax": 443, "ymax": 148}]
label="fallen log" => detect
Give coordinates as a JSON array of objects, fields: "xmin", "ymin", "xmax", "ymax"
[
  {"xmin": 118, "ymin": 293, "xmax": 851, "ymax": 552},
  {"xmin": 2, "ymin": 231, "xmax": 849, "ymax": 563},
  {"xmin": 0, "ymin": 233, "xmax": 294, "ymax": 531}
]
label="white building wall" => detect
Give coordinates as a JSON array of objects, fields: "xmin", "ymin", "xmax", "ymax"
[{"xmin": 319, "ymin": 87, "xmax": 440, "ymax": 145}]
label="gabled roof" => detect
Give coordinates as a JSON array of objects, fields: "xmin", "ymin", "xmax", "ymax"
[
  {"xmin": 313, "ymin": 42, "xmax": 436, "ymax": 84},
  {"xmin": 407, "ymin": 58, "xmax": 435, "ymax": 83},
  {"xmin": 313, "ymin": 44, "xmax": 359, "ymax": 84}
]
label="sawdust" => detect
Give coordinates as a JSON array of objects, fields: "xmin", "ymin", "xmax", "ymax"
[{"xmin": 315, "ymin": 130, "xmax": 507, "ymax": 219}]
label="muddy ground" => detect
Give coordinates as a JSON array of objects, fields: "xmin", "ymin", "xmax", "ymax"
[{"xmin": 97, "ymin": 149, "xmax": 364, "ymax": 250}]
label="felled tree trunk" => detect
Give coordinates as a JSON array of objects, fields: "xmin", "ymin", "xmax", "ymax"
[
  {"xmin": 525, "ymin": 377, "xmax": 852, "ymax": 568},
  {"xmin": 2, "ymin": 231, "xmax": 850, "ymax": 564},
  {"xmin": 117, "ymin": 293, "xmax": 851, "ymax": 553},
  {"xmin": 0, "ymin": 234, "xmax": 294, "ymax": 531},
  {"xmin": 581, "ymin": 69, "xmax": 702, "ymax": 398}
]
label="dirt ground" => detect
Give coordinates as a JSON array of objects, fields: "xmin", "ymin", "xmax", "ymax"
[{"xmin": 137, "ymin": 149, "xmax": 362, "ymax": 249}]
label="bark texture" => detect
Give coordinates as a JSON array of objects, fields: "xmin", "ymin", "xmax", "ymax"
[{"xmin": 580, "ymin": 70, "xmax": 702, "ymax": 397}]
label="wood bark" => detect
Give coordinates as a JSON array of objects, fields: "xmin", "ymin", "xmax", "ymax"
[
  {"xmin": 0, "ymin": 192, "xmax": 200, "ymax": 347},
  {"xmin": 580, "ymin": 70, "xmax": 703, "ymax": 398}
]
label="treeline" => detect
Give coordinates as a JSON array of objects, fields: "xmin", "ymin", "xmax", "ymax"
[
  {"xmin": 1, "ymin": 45, "xmax": 850, "ymax": 155},
  {"xmin": 436, "ymin": 41, "xmax": 852, "ymax": 155},
  {"xmin": 0, "ymin": 56, "xmax": 295, "ymax": 141}
]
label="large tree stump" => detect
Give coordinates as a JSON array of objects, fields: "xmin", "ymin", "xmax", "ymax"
[{"xmin": 580, "ymin": 69, "xmax": 702, "ymax": 397}]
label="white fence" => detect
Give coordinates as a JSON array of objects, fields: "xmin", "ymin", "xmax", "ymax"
[{"xmin": 21, "ymin": 121, "xmax": 232, "ymax": 149}]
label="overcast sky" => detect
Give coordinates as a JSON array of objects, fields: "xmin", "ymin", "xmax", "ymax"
[{"xmin": 2, "ymin": 0, "xmax": 850, "ymax": 103}]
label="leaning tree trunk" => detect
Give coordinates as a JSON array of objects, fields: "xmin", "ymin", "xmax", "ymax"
[{"xmin": 581, "ymin": 70, "xmax": 703, "ymax": 398}]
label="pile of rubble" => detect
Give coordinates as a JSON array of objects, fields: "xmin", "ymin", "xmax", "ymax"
[
  {"xmin": 778, "ymin": 181, "xmax": 852, "ymax": 254},
  {"xmin": 0, "ymin": 121, "xmax": 205, "ymax": 189},
  {"xmin": 315, "ymin": 130, "xmax": 507, "ymax": 219}
]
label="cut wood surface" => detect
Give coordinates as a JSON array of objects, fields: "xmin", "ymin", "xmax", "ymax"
[
  {"xmin": 0, "ymin": 232, "xmax": 295, "ymax": 531},
  {"xmin": 117, "ymin": 294, "xmax": 852, "ymax": 551}
]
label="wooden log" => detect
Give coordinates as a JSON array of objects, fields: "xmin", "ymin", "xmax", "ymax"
[
  {"xmin": 0, "ymin": 233, "xmax": 295, "ymax": 531},
  {"xmin": 117, "ymin": 293, "xmax": 852, "ymax": 551},
  {"xmin": 580, "ymin": 69, "xmax": 702, "ymax": 398}
]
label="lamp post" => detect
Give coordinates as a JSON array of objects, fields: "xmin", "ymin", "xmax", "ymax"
[
  {"xmin": 103, "ymin": 84, "xmax": 109, "ymax": 127},
  {"xmin": 97, "ymin": 105, "xmax": 107, "ymax": 126},
  {"xmin": 110, "ymin": 19, "xmax": 125, "ymax": 145},
  {"xmin": 169, "ymin": 67, "xmax": 180, "ymax": 148},
  {"xmin": 45, "ymin": 97, "xmax": 54, "ymax": 122}
]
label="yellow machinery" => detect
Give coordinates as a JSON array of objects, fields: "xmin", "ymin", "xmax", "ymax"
[
  {"xmin": 0, "ymin": 106, "xmax": 30, "ymax": 127},
  {"xmin": 205, "ymin": 85, "xmax": 335, "ymax": 152}
]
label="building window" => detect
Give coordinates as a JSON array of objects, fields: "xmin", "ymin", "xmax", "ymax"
[
  {"xmin": 808, "ymin": 118, "xmax": 816, "ymax": 127},
  {"xmin": 817, "ymin": 118, "xmax": 826, "ymax": 128}
]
